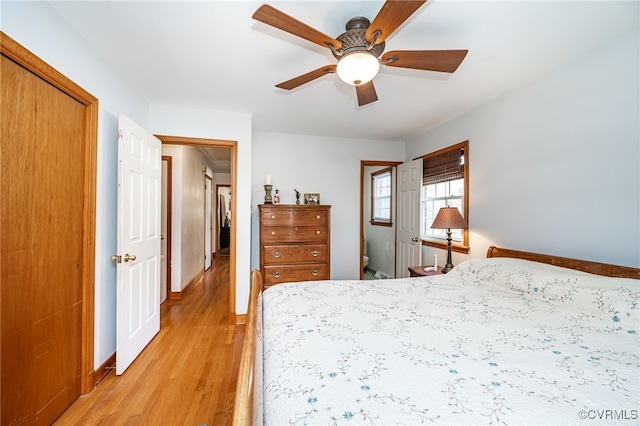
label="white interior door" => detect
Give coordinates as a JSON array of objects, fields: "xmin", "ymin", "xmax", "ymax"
[
  {"xmin": 396, "ymin": 158, "xmax": 423, "ymax": 278},
  {"xmin": 116, "ymin": 114, "xmax": 161, "ymax": 375}
]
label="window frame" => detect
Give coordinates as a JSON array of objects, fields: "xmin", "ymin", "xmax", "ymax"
[
  {"xmin": 370, "ymin": 167, "xmax": 393, "ymax": 227},
  {"xmin": 419, "ymin": 141, "xmax": 469, "ymax": 254}
]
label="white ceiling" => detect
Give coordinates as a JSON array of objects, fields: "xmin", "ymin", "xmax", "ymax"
[
  {"xmin": 49, "ymin": 0, "xmax": 638, "ymax": 143},
  {"xmin": 199, "ymin": 146, "xmax": 232, "ymax": 173}
]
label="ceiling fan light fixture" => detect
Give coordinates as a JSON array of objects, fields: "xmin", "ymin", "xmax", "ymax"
[{"xmin": 336, "ymin": 51, "xmax": 380, "ymax": 86}]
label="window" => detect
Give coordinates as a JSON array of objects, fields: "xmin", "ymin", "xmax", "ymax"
[
  {"xmin": 370, "ymin": 167, "xmax": 392, "ymax": 226},
  {"xmin": 420, "ymin": 141, "xmax": 469, "ymax": 253}
]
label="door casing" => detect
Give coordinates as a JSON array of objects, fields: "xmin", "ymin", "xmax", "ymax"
[
  {"xmin": 359, "ymin": 160, "xmax": 402, "ymax": 280},
  {"xmin": 156, "ymin": 135, "xmax": 238, "ymax": 323}
]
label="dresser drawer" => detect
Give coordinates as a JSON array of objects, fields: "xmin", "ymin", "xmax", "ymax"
[
  {"xmin": 262, "ymin": 226, "xmax": 327, "ymax": 243},
  {"xmin": 263, "ymin": 244, "xmax": 327, "ymax": 264},
  {"xmin": 263, "ymin": 264, "xmax": 329, "ymax": 285},
  {"xmin": 261, "ymin": 209, "xmax": 327, "ymax": 227}
]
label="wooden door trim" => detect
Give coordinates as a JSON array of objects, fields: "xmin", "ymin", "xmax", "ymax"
[
  {"xmin": 156, "ymin": 135, "xmax": 238, "ymax": 324},
  {"xmin": 1, "ymin": 32, "xmax": 98, "ymax": 394}
]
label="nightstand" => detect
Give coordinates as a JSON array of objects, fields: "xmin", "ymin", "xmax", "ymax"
[{"xmin": 408, "ymin": 265, "xmax": 444, "ymax": 277}]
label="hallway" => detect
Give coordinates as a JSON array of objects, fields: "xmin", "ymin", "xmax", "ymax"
[{"xmin": 55, "ymin": 255, "xmax": 243, "ymax": 425}]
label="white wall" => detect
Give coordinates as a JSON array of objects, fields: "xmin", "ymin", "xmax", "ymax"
[
  {"xmin": 180, "ymin": 146, "xmax": 207, "ymax": 286},
  {"xmin": 1, "ymin": 1, "xmax": 149, "ymax": 368},
  {"xmin": 406, "ymin": 30, "xmax": 640, "ymax": 268},
  {"xmin": 251, "ymin": 132, "xmax": 404, "ymax": 279},
  {"xmin": 213, "ymin": 173, "xmax": 231, "ymax": 185}
]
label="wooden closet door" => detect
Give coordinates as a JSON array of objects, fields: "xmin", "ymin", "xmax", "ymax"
[{"xmin": 1, "ymin": 54, "xmax": 85, "ymax": 425}]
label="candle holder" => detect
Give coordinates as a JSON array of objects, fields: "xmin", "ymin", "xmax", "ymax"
[{"xmin": 264, "ymin": 184, "xmax": 273, "ymax": 205}]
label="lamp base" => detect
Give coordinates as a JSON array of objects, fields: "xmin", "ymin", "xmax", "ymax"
[
  {"xmin": 443, "ymin": 230, "xmax": 454, "ymax": 274},
  {"xmin": 264, "ymin": 184, "xmax": 273, "ymax": 205},
  {"xmin": 441, "ymin": 263, "xmax": 454, "ymax": 274}
]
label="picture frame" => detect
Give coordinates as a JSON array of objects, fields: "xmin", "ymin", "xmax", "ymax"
[{"xmin": 303, "ymin": 193, "xmax": 320, "ymax": 205}]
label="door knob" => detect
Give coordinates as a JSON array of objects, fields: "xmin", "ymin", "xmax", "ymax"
[
  {"xmin": 412, "ymin": 237, "xmax": 420, "ymax": 242},
  {"xmin": 124, "ymin": 253, "xmax": 137, "ymax": 262}
]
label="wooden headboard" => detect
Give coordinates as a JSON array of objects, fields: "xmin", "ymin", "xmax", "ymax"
[{"xmin": 486, "ymin": 246, "xmax": 640, "ymax": 280}]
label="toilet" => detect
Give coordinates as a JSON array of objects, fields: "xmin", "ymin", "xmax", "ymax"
[{"xmin": 363, "ymin": 238, "xmax": 369, "ymax": 271}]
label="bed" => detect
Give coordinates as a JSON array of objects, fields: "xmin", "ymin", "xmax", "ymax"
[{"xmin": 233, "ymin": 246, "xmax": 639, "ymax": 425}]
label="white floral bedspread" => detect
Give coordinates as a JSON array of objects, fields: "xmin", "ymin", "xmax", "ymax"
[{"xmin": 262, "ymin": 258, "xmax": 639, "ymax": 425}]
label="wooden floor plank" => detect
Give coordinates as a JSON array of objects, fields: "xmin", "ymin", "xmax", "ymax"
[{"xmin": 54, "ymin": 255, "xmax": 242, "ymax": 425}]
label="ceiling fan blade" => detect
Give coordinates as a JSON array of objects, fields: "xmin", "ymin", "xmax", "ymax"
[
  {"xmin": 253, "ymin": 4, "xmax": 342, "ymax": 50},
  {"xmin": 275, "ymin": 65, "xmax": 337, "ymax": 90},
  {"xmin": 381, "ymin": 50, "xmax": 468, "ymax": 73},
  {"xmin": 356, "ymin": 81, "xmax": 378, "ymax": 106},
  {"xmin": 366, "ymin": 1, "xmax": 427, "ymax": 44}
]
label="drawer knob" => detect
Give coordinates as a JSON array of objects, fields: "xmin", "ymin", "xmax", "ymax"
[
  {"xmin": 316, "ymin": 215, "xmax": 320, "ymax": 219},
  {"xmin": 311, "ymin": 269, "xmax": 319, "ymax": 276},
  {"xmin": 271, "ymin": 215, "xmax": 275, "ymax": 219},
  {"xmin": 311, "ymin": 250, "xmax": 319, "ymax": 257},
  {"xmin": 273, "ymin": 271, "xmax": 280, "ymax": 278},
  {"xmin": 294, "ymin": 227, "xmax": 299, "ymax": 231},
  {"xmin": 273, "ymin": 251, "xmax": 281, "ymax": 258},
  {"xmin": 316, "ymin": 230, "xmax": 320, "ymax": 235},
  {"xmin": 271, "ymin": 231, "xmax": 275, "ymax": 235}
]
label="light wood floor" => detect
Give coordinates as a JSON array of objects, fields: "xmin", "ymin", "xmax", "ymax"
[{"xmin": 55, "ymin": 254, "xmax": 243, "ymax": 426}]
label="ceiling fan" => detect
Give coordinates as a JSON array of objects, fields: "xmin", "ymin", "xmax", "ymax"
[{"xmin": 252, "ymin": 1, "xmax": 468, "ymax": 106}]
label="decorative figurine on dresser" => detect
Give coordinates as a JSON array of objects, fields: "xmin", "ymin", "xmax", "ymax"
[{"xmin": 259, "ymin": 203, "xmax": 331, "ymax": 288}]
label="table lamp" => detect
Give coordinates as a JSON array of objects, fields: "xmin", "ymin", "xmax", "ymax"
[{"xmin": 431, "ymin": 206, "xmax": 468, "ymax": 273}]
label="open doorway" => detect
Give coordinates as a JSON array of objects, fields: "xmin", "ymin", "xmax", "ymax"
[
  {"xmin": 217, "ymin": 184, "xmax": 231, "ymax": 257},
  {"xmin": 157, "ymin": 135, "xmax": 236, "ymax": 322},
  {"xmin": 360, "ymin": 160, "xmax": 402, "ymax": 280}
]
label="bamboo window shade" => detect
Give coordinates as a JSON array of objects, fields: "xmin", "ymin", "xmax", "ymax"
[{"xmin": 423, "ymin": 148, "xmax": 464, "ymax": 185}]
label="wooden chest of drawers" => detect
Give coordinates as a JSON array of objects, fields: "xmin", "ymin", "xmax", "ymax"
[{"xmin": 259, "ymin": 204, "xmax": 331, "ymax": 288}]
